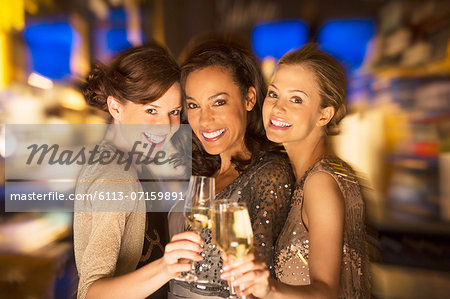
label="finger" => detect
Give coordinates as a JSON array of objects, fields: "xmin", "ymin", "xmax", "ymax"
[
  {"xmin": 165, "ymin": 240, "xmax": 202, "ymax": 253},
  {"xmin": 242, "ymin": 284, "xmax": 258, "ymax": 297},
  {"xmin": 165, "ymin": 250, "xmax": 203, "ymax": 264},
  {"xmin": 232, "ymin": 259, "xmax": 266, "ymax": 275},
  {"xmin": 167, "ymin": 263, "xmax": 192, "ymax": 274},
  {"xmin": 171, "ymin": 231, "xmax": 203, "ymax": 244},
  {"xmin": 230, "ymin": 269, "xmax": 266, "ymax": 287},
  {"xmin": 221, "ymin": 260, "xmax": 266, "ymax": 279},
  {"xmin": 223, "ymin": 253, "xmax": 255, "ymax": 271},
  {"xmin": 221, "ymin": 253, "xmax": 229, "ymax": 263},
  {"xmin": 234, "ymin": 278, "xmax": 259, "ymax": 298},
  {"xmin": 240, "ymin": 272, "xmax": 270, "ymax": 297},
  {"xmin": 232, "ymin": 271, "xmax": 260, "ymax": 287},
  {"xmin": 178, "ymin": 258, "xmax": 190, "ymax": 264}
]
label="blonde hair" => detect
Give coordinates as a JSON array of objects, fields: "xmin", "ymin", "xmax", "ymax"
[{"xmin": 279, "ymin": 43, "xmax": 347, "ymax": 135}]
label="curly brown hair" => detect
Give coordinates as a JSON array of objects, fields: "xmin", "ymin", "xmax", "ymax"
[{"xmin": 82, "ymin": 43, "xmax": 180, "ymax": 112}]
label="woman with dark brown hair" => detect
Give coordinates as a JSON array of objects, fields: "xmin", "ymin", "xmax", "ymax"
[
  {"xmin": 221, "ymin": 43, "xmax": 370, "ymax": 299},
  {"xmin": 168, "ymin": 37, "xmax": 295, "ymax": 299},
  {"xmin": 73, "ymin": 43, "xmax": 203, "ymax": 299}
]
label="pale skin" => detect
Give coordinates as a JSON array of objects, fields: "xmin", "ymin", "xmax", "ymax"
[
  {"xmin": 84, "ymin": 83, "xmax": 204, "ymax": 299},
  {"xmin": 184, "ymin": 66, "xmax": 256, "ymax": 193},
  {"xmin": 86, "ymin": 232, "xmax": 203, "ymax": 299},
  {"xmin": 221, "ymin": 64, "xmax": 345, "ymax": 299},
  {"xmin": 105, "ymin": 83, "xmax": 182, "ymax": 153}
]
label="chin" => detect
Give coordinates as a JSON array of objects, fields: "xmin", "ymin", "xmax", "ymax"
[
  {"xmin": 202, "ymin": 145, "xmax": 223, "ymax": 156},
  {"xmin": 266, "ymin": 132, "xmax": 284, "ymax": 144}
]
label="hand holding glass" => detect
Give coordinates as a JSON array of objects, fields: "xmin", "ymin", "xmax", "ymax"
[
  {"xmin": 212, "ymin": 200, "xmax": 253, "ymax": 298},
  {"xmin": 176, "ymin": 175, "xmax": 214, "ymax": 283}
]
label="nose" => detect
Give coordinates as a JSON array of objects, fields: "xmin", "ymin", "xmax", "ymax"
[
  {"xmin": 146, "ymin": 114, "xmax": 172, "ymax": 135},
  {"xmin": 198, "ymin": 107, "xmax": 215, "ymax": 128},
  {"xmin": 272, "ymin": 97, "xmax": 287, "ymax": 114},
  {"xmin": 154, "ymin": 114, "xmax": 171, "ymax": 125}
]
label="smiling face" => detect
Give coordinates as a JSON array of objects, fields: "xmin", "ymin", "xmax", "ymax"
[
  {"xmin": 109, "ymin": 82, "xmax": 182, "ymax": 148},
  {"xmin": 263, "ymin": 64, "xmax": 330, "ymax": 145},
  {"xmin": 184, "ymin": 66, "xmax": 254, "ymax": 156}
]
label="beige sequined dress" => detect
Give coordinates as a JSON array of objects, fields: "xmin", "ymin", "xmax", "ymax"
[
  {"xmin": 274, "ymin": 156, "xmax": 370, "ymax": 298},
  {"xmin": 73, "ymin": 141, "xmax": 146, "ymax": 299}
]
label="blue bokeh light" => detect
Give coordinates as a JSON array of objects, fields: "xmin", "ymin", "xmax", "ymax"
[
  {"xmin": 252, "ymin": 20, "xmax": 308, "ymax": 60},
  {"xmin": 318, "ymin": 19, "xmax": 375, "ymax": 71},
  {"xmin": 24, "ymin": 20, "xmax": 73, "ymax": 80},
  {"xmin": 94, "ymin": 8, "xmax": 145, "ymax": 61}
]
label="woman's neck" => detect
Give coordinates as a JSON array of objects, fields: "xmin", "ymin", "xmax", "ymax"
[
  {"xmin": 214, "ymin": 144, "xmax": 252, "ymax": 194},
  {"xmin": 104, "ymin": 124, "xmax": 127, "ymax": 150},
  {"xmin": 217, "ymin": 143, "xmax": 252, "ymax": 175},
  {"xmin": 284, "ymin": 134, "xmax": 329, "ymax": 183}
]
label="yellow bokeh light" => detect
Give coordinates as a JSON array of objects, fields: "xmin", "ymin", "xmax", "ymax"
[
  {"xmin": 0, "ymin": 0, "xmax": 25, "ymax": 32},
  {"xmin": 0, "ymin": 31, "xmax": 12, "ymax": 87}
]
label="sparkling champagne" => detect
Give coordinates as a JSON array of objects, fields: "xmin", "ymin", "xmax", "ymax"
[
  {"xmin": 212, "ymin": 203, "xmax": 253, "ymax": 259},
  {"xmin": 176, "ymin": 175, "xmax": 214, "ymax": 284},
  {"xmin": 185, "ymin": 206, "xmax": 210, "ymax": 232}
]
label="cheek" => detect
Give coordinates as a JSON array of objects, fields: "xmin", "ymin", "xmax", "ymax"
[
  {"xmin": 187, "ymin": 111, "xmax": 198, "ymax": 129},
  {"xmin": 139, "ymin": 115, "xmax": 155, "ymax": 125},
  {"xmin": 229, "ymin": 107, "xmax": 247, "ymax": 131},
  {"xmin": 169, "ymin": 123, "xmax": 181, "ymax": 136},
  {"xmin": 170, "ymin": 114, "xmax": 181, "ymax": 125},
  {"xmin": 262, "ymin": 102, "xmax": 271, "ymax": 123}
]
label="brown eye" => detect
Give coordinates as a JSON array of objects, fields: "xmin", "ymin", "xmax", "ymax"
[
  {"xmin": 187, "ymin": 103, "xmax": 198, "ymax": 109},
  {"xmin": 146, "ymin": 108, "xmax": 157, "ymax": 114},
  {"xmin": 170, "ymin": 109, "xmax": 181, "ymax": 116},
  {"xmin": 213, "ymin": 99, "xmax": 226, "ymax": 106}
]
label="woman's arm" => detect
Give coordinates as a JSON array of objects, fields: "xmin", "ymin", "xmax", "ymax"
[
  {"xmin": 222, "ymin": 171, "xmax": 345, "ymax": 299},
  {"xmin": 85, "ymin": 231, "xmax": 203, "ymax": 299}
]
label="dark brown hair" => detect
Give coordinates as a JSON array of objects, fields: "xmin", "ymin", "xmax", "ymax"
[
  {"xmin": 82, "ymin": 43, "xmax": 189, "ymax": 172},
  {"xmin": 180, "ymin": 36, "xmax": 277, "ymax": 176},
  {"xmin": 82, "ymin": 42, "xmax": 180, "ymax": 112},
  {"xmin": 279, "ymin": 43, "xmax": 347, "ymax": 135}
]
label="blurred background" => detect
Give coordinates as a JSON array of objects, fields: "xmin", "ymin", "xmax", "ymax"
[{"xmin": 0, "ymin": 0, "xmax": 449, "ymax": 298}]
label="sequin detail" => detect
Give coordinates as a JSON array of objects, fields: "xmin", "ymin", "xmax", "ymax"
[
  {"xmin": 171, "ymin": 152, "xmax": 295, "ymax": 298},
  {"xmin": 274, "ymin": 156, "xmax": 370, "ymax": 298}
]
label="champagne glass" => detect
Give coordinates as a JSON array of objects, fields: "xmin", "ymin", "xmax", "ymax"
[
  {"xmin": 176, "ymin": 175, "xmax": 214, "ymax": 283},
  {"xmin": 211, "ymin": 200, "xmax": 254, "ymax": 298}
]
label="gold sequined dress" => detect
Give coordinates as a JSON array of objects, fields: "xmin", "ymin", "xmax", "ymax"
[{"xmin": 274, "ymin": 156, "xmax": 370, "ymax": 298}]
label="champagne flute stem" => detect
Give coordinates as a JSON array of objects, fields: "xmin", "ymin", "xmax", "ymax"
[
  {"xmin": 190, "ymin": 259, "xmax": 196, "ymax": 279},
  {"xmin": 227, "ymin": 254, "xmax": 238, "ymax": 298},
  {"xmin": 228, "ymin": 279, "xmax": 246, "ymax": 299},
  {"xmin": 228, "ymin": 276, "xmax": 237, "ymax": 298}
]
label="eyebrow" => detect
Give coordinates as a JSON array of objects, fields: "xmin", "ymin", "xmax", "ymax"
[
  {"xmin": 270, "ymin": 83, "xmax": 309, "ymax": 97},
  {"xmin": 208, "ymin": 92, "xmax": 229, "ymax": 100},
  {"xmin": 185, "ymin": 92, "xmax": 230, "ymax": 101},
  {"xmin": 146, "ymin": 103, "xmax": 160, "ymax": 108},
  {"xmin": 288, "ymin": 89, "xmax": 309, "ymax": 97},
  {"xmin": 145, "ymin": 104, "xmax": 182, "ymax": 110}
]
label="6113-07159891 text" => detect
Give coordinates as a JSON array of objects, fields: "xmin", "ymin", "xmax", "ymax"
[{"xmin": 9, "ymin": 191, "xmax": 185, "ymax": 201}]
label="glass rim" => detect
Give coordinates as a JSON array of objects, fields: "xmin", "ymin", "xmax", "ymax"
[{"xmin": 189, "ymin": 175, "xmax": 215, "ymax": 181}]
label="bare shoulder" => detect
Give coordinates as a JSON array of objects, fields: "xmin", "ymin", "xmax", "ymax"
[{"xmin": 303, "ymin": 171, "xmax": 345, "ymax": 214}]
